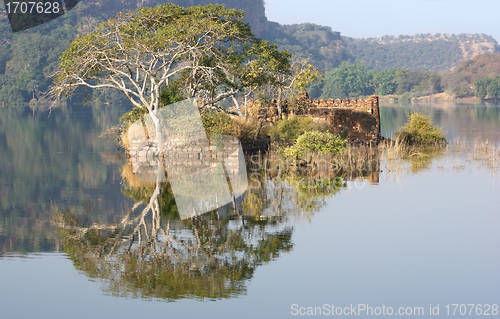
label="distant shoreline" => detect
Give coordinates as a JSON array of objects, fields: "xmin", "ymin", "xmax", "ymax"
[{"xmin": 378, "ymin": 93, "xmax": 498, "ymax": 104}]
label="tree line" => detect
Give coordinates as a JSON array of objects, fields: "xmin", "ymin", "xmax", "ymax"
[
  {"xmin": 2, "ymin": 0, "xmax": 500, "ymax": 106},
  {"xmin": 309, "ymin": 62, "xmax": 442, "ymax": 100},
  {"xmin": 310, "ymin": 54, "xmax": 500, "ymax": 100}
]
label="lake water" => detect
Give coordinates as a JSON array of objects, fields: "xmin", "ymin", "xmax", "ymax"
[{"xmin": 0, "ymin": 102, "xmax": 499, "ymax": 319}]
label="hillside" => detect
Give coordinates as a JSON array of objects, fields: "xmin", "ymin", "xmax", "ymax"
[
  {"xmin": 344, "ymin": 33, "xmax": 500, "ymax": 71},
  {"xmin": 261, "ymin": 25, "xmax": 500, "ymax": 72},
  {"xmin": 441, "ymin": 53, "xmax": 500, "ymax": 97},
  {"xmin": 260, "ymin": 22, "xmax": 347, "ymax": 71},
  {"xmin": 0, "ymin": 0, "xmax": 268, "ymax": 34}
]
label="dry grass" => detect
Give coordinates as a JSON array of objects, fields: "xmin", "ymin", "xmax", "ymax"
[
  {"xmin": 379, "ymin": 137, "xmax": 500, "ymax": 179},
  {"xmin": 448, "ymin": 139, "xmax": 500, "ymax": 173}
]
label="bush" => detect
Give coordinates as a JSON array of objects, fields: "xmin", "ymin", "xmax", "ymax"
[
  {"xmin": 201, "ymin": 111, "xmax": 241, "ymax": 137},
  {"xmin": 281, "ymin": 131, "xmax": 347, "ymax": 158},
  {"xmin": 395, "ymin": 112, "xmax": 446, "ymax": 144},
  {"xmin": 267, "ymin": 116, "xmax": 330, "ymax": 143}
]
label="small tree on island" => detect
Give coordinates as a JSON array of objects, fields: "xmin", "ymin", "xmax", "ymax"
[{"xmin": 50, "ymin": 3, "xmax": 292, "ymax": 135}]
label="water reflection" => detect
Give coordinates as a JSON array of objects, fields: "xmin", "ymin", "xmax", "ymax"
[
  {"xmin": 380, "ymin": 103, "xmax": 500, "ymax": 144},
  {"xmin": 1, "ymin": 103, "xmax": 499, "ymax": 317},
  {"xmin": 52, "ymin": 146, "xmax": 383, "ymax": 301},
  {"xmin": 0, "ymin": 104, "xmax": 131, "ymax": 254},
  {"xmin": 56, "ymin": 178, "xmax": 294, "ymax": 301}
]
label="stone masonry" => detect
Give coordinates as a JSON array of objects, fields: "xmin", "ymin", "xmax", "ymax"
[{"xmin": 268, "ymin": 94, "xmax": 382, "ymax": 144}]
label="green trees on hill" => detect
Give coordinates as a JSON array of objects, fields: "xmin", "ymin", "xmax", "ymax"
[
  {"xmin": 0, "ymin": 26, "xmax": 77, "ymax": 105},
  {"xmin": 474, "ymin": 75, "xmax": 500, "ymax": 100},
  {"xmin": 312, "ymin": 54, "xmax": 500, "ymax": 100},
  {"xmin": 343, "ymin": 33, "xmax": 499, "ymax": 71},
  {"xmin": 2, "ymin": 0, "xmax": 500, "ymax": 106},
  {"xmin": 261, "ymin": 22, "xmax": 346, "ymax": 72},
  {"xmin": 310, "ymin": 62, "xmax": 443, "ymax": 100}
]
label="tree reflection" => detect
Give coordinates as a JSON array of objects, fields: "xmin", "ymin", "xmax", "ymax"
[
  {"xmin": 56, "ymin": 180, "xmax": 293, "ymax": 301},
  {"xmin": 55, "ymin": 148, "xmax": 382, "ymax": 301},
  {"xmin": 385, "ymin": 143, "xmax": 446, "ymax": 174}
]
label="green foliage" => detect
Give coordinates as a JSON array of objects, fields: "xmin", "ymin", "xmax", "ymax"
[
  {"xmin": 0, "ymin": 83, "xmax": 25, "ymax": 105},
  {"xmin": 393, "ymin": 68, "xmax": 442, "ymax": 96},
  {"xmin": 343, "ymin": 33, "xmax": 494, "ymax": 71},
  {"xmin": 396, "ymin": 112, "xmax": 447, "ymax": 145},
  {"xmin": 318, "ymin": 62, "xmax": 370, "ymax": 99},
  {"xmin": 474, "ymin": 77, "xmax": 491, "ymax": 99},
  {"xmin": 367, "ymin": 68, "xmax": 397, "ymax": 95},
  {"xmin": 266, "ymin": 116, "xmax": 329, "ymax": 143},
  {"xmin": 291, "ymin": 59, "xmax": 323, "ymax": 93},
  {"xmin": 312, "ymin": 62, "xmax": 444, "ymax": 99},
  {"xmin": 486, "ymin": 76, "xmax": 500, "ymax": 100},
  {"xmin": 261, "ymin": 22, "xmax": 344, "ymax": 72},
  {"xmin": 160, "ymin": 84, "xmax": 187, "ymax": 107},
  {"xmin": 281, "ymin": 131, "xmax": 346, "ymax": 158},
  {"xmin": 201, "ymin": 111, "xmax": 240, "ymax": 137},
  {"xmin": 473, "ymin": 75, "xmax": 500, "ymax": 100}
]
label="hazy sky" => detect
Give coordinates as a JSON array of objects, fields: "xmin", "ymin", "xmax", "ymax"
[{"xmin": 265, "ymin": 0, "xmax": 500, "ymax": 42}]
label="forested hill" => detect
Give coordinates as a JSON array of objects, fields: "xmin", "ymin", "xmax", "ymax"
[
  {"xmin": 343, "ymin": 33, "xmax": 500, "ymax": 71},
  {"xmin": 261, "ymin": 24, "xmax": 500, "ymax": 72},
  {"xmin": 260, "ymin": 22, "xmax": 348, "ymax": 72}
]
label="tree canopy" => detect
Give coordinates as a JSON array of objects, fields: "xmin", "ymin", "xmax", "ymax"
[{"xmin": 51, "ymin": 4, "xmax": 291, "ymax": 118}]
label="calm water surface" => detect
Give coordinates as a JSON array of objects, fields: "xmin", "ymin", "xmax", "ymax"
[
  {"xmin": 381, "ymin": 103, "xmax": 500, "ymax": 144},
  {"xmin": 0, "ymin": 103, "xmax": 499, "ymax": 318}
]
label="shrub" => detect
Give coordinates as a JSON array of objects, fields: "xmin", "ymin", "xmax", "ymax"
[
  {"xmin": 201, "ymin": 111, "xmax": 241, "ymax": 137},
  {"xmin": 281, "ymin": 131, "xmax": 347, "ymax": 158},
  {"xmin": 395, "ymin": 112, "xmax": 446, "ymax": 144},
  {"xmin": 267, "ymin": 116, "xmax": 330, "ymax": 143}
]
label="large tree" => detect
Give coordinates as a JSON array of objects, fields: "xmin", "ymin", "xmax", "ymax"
[{"xmin": 50, "ymin": 3, "xmax": 290, "ymax": 131}]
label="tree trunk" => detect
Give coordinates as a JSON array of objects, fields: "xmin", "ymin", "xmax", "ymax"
[
  {"xmin": 231, "ymin": 96, "xmax": 244, "ymax": 117},
  {"xmin": 253, "ymin": 104, "xmax": 270, "ymax": 140},
  {"xmin": 276, "ymin": 87, "xmax": 282, "ymax": 120}
]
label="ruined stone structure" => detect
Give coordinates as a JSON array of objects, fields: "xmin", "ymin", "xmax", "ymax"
[
  {"xmin": 269, "ymin": 94, "xmax": 381, "ymax": 144},
  {"xmin": 128, "ymin": 134, "xmax": 244, "ymax": 181}
]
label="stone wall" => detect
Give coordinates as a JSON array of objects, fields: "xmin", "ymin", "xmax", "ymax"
[
  {"xmin": 127, "ymin": 134, "xmax": 244, "ymax": 181},
  {"xmin": 271, "ymin": 94, "xmax": 381, "ymax": 144}
]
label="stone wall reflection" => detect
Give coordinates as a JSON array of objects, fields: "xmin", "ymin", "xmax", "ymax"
[{"xmin": 54, "ymin": 146, "xmax": 382, "ymax": 301}]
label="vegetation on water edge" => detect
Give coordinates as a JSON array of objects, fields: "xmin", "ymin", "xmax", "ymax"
[
  {"xmin": 395, "ymin": 112, "xmax": 446, "ymax": 145},
  {"xmin": 266, "ymin": 116, "xmax": 330, "ymax": 143},
  {"xmin": 474, "ymin": 75, "xmax": 500, "ymax": 100},
  {"xmin": 280, "ymin": 131, "xmax": 347, "ymax": 158}
]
